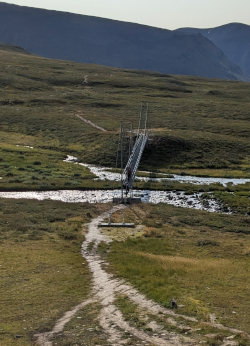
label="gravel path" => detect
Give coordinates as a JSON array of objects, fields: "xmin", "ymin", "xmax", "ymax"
[
  {"xmin": 76, "ymin": 113, "xmax": 107, "ymax": 132},
  {"xmin": 35, "ymin": 206, "xmax": 249, "ymax": 345}
]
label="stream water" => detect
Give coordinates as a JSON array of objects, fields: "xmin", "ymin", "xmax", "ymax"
[
  {"xmin": 1, "ymin": 155, "xmax": 247, "ymax": 213},
  {"xmin": 0, "ymin": 189, "xmax": 222, "ymax": 213},
  {"xmin": 65, "ymin": 156, "xmax": 250, "ymax": 187}
]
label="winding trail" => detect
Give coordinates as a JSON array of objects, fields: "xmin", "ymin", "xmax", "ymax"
[
  {"xmin": 81, "ymin": 205, "xmax": 194, "ymax": 345},
  {"xmin": 34, "ymin": 299, "xmax": 94, "ymax": 346},
  {"xmin": 35, "ymin": 206, "xmax": 249, "ymax": 345},
  {"xmin": 76, "ymin": 113, "xmax": 107, "ymax": 132}
]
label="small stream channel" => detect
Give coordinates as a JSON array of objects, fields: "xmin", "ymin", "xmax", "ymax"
[
  {"xmin": 0, "ymin": 155, "xmax": 248, "ymax": 213},
  {"xmin": 0, "ymin": 189, "xmax": 222, "ymax": 212},
  {"xmin": 67, "ymin": 156, "xmax": 250, "ymax": 187}
]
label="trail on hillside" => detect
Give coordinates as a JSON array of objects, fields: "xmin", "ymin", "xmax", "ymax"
[
  {"xmin": 34, "ymin": 299, "xmax": 94, "ymax": 346},
  {"xmin": 76, "ymin": 113, "xmax": 107, "ymax": 132},
  {"xmin": 35, "ymin": 206, "xmax": 249, "ymax": 345}
]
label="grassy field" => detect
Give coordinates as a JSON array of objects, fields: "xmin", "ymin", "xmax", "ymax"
[
  {"xmin": 106, "ymin": 203, "xmax": 250, "ymax": 334},
  {"xmin": 1, "ymin": 198, "xmax": 249, "ymax": 344},
  {"xmin": 0, "ymin": 140, "xmax": 96, "ymax": 190},
  {"xmin": 0, "ymin": 44, "xmax": 250, "ymax": 344},
  {"xmin": 0, "ymin": 198, "xmax": 108, "ymax": 346},
  {"xmin": 0, "ymin": 45, "xmax": 249, "ymax": 215},
  {"xmin": 0, "ymin": 45, "xmax": 249, "ymax": 180}
]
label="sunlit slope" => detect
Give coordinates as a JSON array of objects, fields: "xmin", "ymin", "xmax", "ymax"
[{"xmin": 0, "ymin": 45, "xmax": 249, "ymax": 173}]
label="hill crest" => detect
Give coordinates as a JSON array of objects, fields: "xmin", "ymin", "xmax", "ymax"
[{"xmin": 0, "ymin": 2, "xmax": 243, "ymax": 81}]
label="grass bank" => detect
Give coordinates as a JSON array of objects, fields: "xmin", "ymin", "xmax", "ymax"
[
  {"xmin": 106, "ymin": 204, "xmax": 250, "ymax": 334},
  {"xmin": 0, "ymin": 198, "xmax": 107, "ymax": 345}
]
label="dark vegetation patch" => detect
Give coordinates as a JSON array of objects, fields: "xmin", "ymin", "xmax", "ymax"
[
  {"xmin": 207, "ymin": 89, "xmax": 223, "ymax": 96},
  {"xmin": 90, "ymin": 102, "xmax": 121, "ymax": 108},
  {"xmin": 0, "ymin": 44, "xmax": 29, "ymax": 54},
  {"xmin": 16, "ymin": 73, "xmax": 44, "ymax": 82},
  {"xmin": 141, "ymin": 135, "xmax": 247, "ymax": 170},
  {"xmin": 157, "ymin": 86, "xmax": 192, "ymax": 93},
  {"xmin": 196, "ymin": 239, "xmax": 219, "ymax": 246},
  {"xmin": 30, "ymin": 98, "xmax": 67, "ymax": 105},
  {"xmin": 48, "ymin": 78, "xmax": 83, "ymax": 86},
  {"xmin": 0, "ymin": 99, "xmax": 24, "ymax": 105},
  {"xmin": 126, "ymin": 70, "xmax": 171, "ymax": 78},
  {"xmin": 146, "ymin": 94, "xmax": 179, "ymax": 98},
  {"xmin": 168, "ymin": 78, "xmax": 189, "ymax": 86},
  {"xmin": 88, "ymin": 81, "xmax": 106, "ymax": 86}
]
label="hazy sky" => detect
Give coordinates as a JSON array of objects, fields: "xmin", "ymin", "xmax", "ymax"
[{"xmin": 2, "ymin": 0, "xmax": 250, "ymax": 29}]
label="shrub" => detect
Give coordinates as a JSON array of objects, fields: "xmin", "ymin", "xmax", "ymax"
[
  {"xmin": 196, "ymin": 240, "xmax": 219, "ymax": 247},
  {"xmin": 59, "ymin": 230, "xmax": 77, "ymax": 240}
]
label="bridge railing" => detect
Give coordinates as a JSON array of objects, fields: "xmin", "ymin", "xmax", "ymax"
[{"xmin": 122, "ymin": 130, "xmax": 148, "ymax": 191}]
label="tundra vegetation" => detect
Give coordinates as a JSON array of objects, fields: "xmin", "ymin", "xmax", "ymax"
[
  {"xmin": 0, "ymin": 45, "xmax": 249, "ymax": 213},
  {"xmin": 1, "ymin": 199, "xmax": 249, "ymax": 345},
  {"xmin": 0, "ymin": 44, "xmax": 249, "ymax": 176},
  {"xmin": 0, "ymin": 45, "xmax": 249, "ymax": 345},
  {"xmin": 0, "ymin": 198, "xmax": 110, "ymax": 345},
  {"xmin": 105, "ymin": 204, "xmax": 250, "ymax": 333}
]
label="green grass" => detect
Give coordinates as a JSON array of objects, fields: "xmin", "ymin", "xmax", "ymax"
[
  {"xmin": 0, "ymin": 45, "xmax": 249, "ymax": 177},
  {"xmin": 1, "ymin": 45, "xmax": 249, "ymax": 344},
  {"xmin": 107, "ymin": 203, "xmax": 250, "ymax": 333},
  {"xmin": 0, "ymin": 130, "xmax": 249, "ymax": 215},
  {"xmin": 0, "ymin": 142, "xmax": 96, "ymax": 191},
  {"xmin": 213, "ymin": 190, "xmax": 250, "ymax": 215},
  {"xmin": 0, "ymin": 198, "xmax": 107, "ymax": 345}
]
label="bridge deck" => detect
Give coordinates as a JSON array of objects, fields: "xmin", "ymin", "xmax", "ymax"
[{"xmin": 122, "ymin": 131, "xmax": 148, "ymax": 194}]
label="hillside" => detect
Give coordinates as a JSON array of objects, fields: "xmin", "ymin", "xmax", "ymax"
[
  {"xmin": 0, "ymin": 44, "xmax": 249, "ymax": 177},
  {"xmin": 0, "ymin": 45, "xmax": 250, "ymax": 345},
  {"xmin": 177, "ymin": 23, "xmax": 250, "ymax": 80},
  {"xmin": 0, "ymin": 2, "xmax": 243, "ymax": 80}
]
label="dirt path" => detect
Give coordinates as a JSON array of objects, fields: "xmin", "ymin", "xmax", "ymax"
[
  {"xmin": 35, "ymin": 206, "xmax": 249, "ymax": 345},
  {"xmin": 76, "ymin": 113, "xmax": 107, "ymax": 132},
  {"xmin": 34, "ymin": 299, "xmax": 94, "ymax": 346},
  {"xmin": 81, "ymin": 205, "xmax": 194, "ymax": 345}
]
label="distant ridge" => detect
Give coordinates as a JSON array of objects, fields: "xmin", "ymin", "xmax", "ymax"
[
  {"xmin": 0, "ymin": 43, "xmax": 29, "ymax": 54},
  {"xmin": 177, "ymin": 23, "xmax": 250, "ymax": 80},
  {"xmin": 0, "ymin": 2, "xmax": 244, "ymax": 80}
]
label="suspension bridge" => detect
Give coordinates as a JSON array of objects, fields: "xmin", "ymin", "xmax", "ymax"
[
  {"xmin": 99, "ymin": 103, "xmax": 149, "ymax": 227},
  {"xmin": 114, "ymin": 102, "xmax": 149, "ymax": 204}
]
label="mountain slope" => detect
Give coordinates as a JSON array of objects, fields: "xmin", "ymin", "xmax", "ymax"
[
  {"xmin": 177, "ymin": 23, "xmax": 250, "ymax": 79},
  {"xmin": 0, "ymin": 2, "xmax": 243, "ymax": 80},
  {"xmin": 0, "ymin": 43, "xmax": 249, "ymax": 173}
]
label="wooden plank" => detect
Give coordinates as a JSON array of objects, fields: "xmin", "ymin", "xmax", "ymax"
[
  {"xmin": 112, "ymin": 197, "xmax": 142, "ymax": 204},
  {"xmin": 98, "ymin": 223, "xmax": 135, "ymax": 228}
]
